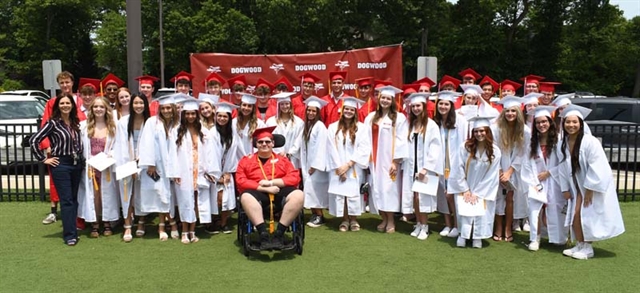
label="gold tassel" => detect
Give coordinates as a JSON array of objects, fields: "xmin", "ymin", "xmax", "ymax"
[
  {"xmin": 123, "ymin": 180, "xmax": 128, "ymax": 203},
  {"xmin": 106, "ymin": 170, "xmax": 110, "ymax": 182},
  {"xmin": 269, "ymin": 193, "xmax": 275, "ymax": 233},
  {"xmin": 92, "ymin": 169, "xmax": 99, "ymax": 191}
]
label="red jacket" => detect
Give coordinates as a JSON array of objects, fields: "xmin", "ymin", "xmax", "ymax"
[
  {"xmin": 321, "ymin": 93, "xmax": 345, "ymax": 127},
  {"xmin": 291, "ymin": 94, "xmax": 311, "ymax": 120},
  {"xmin": 357, "ymin": 97, "xmax": 377, "ymax": 122},
  {"xmin": 235, "ymin": 152, "xmax": 301, "ymax": 193}
]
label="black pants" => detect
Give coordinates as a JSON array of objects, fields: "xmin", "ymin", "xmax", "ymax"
[{"xmin": 50, "ymin": 156, "xmax": 82, "ymax": 242}]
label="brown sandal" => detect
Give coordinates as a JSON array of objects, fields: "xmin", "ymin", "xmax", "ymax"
[{"xmin": 350, "ymin": 221, "xmax": 361, "ymax": 232}]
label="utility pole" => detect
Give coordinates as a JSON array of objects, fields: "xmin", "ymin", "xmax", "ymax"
[
  {"xmin": 126, "ymin": 0, "xmax": 143, "ymax": 91},
  {"xmin": 159, "ymin": 0, "xmax": 165, "ymax": 86}
]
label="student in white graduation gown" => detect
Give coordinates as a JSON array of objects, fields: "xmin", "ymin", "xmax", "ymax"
[
  {"xmin": 172, "ymin": 99, "xmax": 215, "ymax": 244},
  {"xmin": 491, "ymin": 96, "xmax": 530, "ymax": 242},
  {"xmin": 77, "ymin": 97, "xmax": 120, "ymax": 238},
  {"xmin": 448, "ymin": 116, "xmax": 501, "ymax": 248},
  {"xmin": 266, "ymin": 92, "xmax": 304, "ymax": 169},
  {"xmin": 558, "ymin": 105, "xmax": 624, "ymax": 260},
  {"xmin": 137, "ymin": 94, "xmax": 180, "ymax": 240},
  {"xmin": 402, "ymin": 93, "xmax": 443, "ymax": 240},
  {"xmin": 232, "ymin": 94, "xmax": 266, "ymax": 156},
  {"xmin": 293, "ymin": 96, "xmax": 330, "ymax": 228},
  {"xmin": 433, "ymin": 91, "xmax": 467, "ymax": 238},
  {"xmin": 521, "ymin": 106, "xmax": 568, "ymax": 251},
  {"xmin": 522, "ymin": 93, "xmax": 542, "ymax": 130},
  {"xmin": 113, "ymin": 94, "xmax": 149, "ymax": 242},
  {"xmin": 326, "ymin": 97, "xmax": 372, "ymax": 232},
  {"xmin": 551, "ymin": 94, "xmax": 592, "ymax": 139},
  {"xmin": 365, "ymin": 86, "xmax": 408, "ymax": 233}
]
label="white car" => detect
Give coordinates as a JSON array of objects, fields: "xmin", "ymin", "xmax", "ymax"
[
  {"xmin": 0, "ymin": 95, "xmax": 44, "ymax": 167},
  {"xmin": 1, "ymin": 90, "xmax": 50, "ymax": 106}
]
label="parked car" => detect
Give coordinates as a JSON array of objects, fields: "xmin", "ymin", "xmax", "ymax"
[
  {"xmin": 571, "ymin": 97, "xmax": 640, "ymax": 124},
  {"xmin": 1, "ymin": 90, "xmax": 50, "ymax": 107},
  {"xmin": 0, "ymin": 95, "xmax": 44, "ymax": 174}
]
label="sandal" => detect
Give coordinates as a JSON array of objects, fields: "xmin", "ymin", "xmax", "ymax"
[
  {"xmin": 504, "ymin": 235, "xmax": 514, "ymax": 242},
  {"xmin": 350, "ymin": 221, "xmax": 361, "ymax": 232},
  {"xmin": 136, "ymin": 221, "xmax": 146, "ymax": 237},
  {"xmin": 170, "ymin": 221, "xmax": 179, "ymax": 239},
  {"xmin": 189, "ymin": 231, "xmax": 199, "ymax": 243},
  {"xmin": 103, "ymin": 223, "xmax": 113, "ymax": 236},
  {"xmin": 158, "ymin": 223, "xmax": 168, "ymax": 241},
  {"xmin": 181, "ymin": 232, "xmax": 190, "ymax": 244},
  {"xmin": 339, "ymin": 221, "xmax": 349, "ymax": 232},
  {"xmin": 377, "ymin": 222, "xmax": 387, "ymax": 232},
  {"xmin": 90, "ymin": 224, "xmax": 100, "ymax": 238},
  {"xmin": 493, "ymin": 234, "xmax": 503, "ymax": 242},
  {"xmin": 123, "ymin": 225, "xmax": 133, "ymax": 242}
]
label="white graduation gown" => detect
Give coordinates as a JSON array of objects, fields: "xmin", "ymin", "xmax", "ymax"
[
  {"xmin": 436, "ymin": 116, "xmax": 468, "ymax": 214},
  {"xmin": 365, "ymin": 112, "xmax": 408, "ymax": 214},
  {"xmin": 266, "ymin": 115, "xmax": 304, "ymax": 168},
  {"xmin": 401, "ymin": 119, "xmax": 443, "ymax": 214},
  {"xmin": 447, "ymin": 144, "xmax": 502, "ymax": 239},
  {"xmin": 559, "ymin": 135, "xmax": 624, "ymax": 242},
  {"xmin": 137, "ymin": 116, "xmax": 179, "ymax": 214},
  {"xmin": 521, "ymin": 144, "xmax": 568, "ymax": 244},
  {"xmin": 491, "ymin": 124, "xmax": 530, "ymax": 219},
  {"xmin": 232, "ymin": 118, "xmax": 266, "ymax": 157},
  {"xmin": 77, "ymin": 125, "xmax": 120, "ymax": 222},
  {"xmin": 295, "ymin": 121, "xmax": 329, "ymax": 209},
  {"xmin": 325, "ymin": 121, "xmax": 372, "ymax": 216},
  {"xmin": 113, "ymin": 115, "xmax": 145, "ymax": 217}
]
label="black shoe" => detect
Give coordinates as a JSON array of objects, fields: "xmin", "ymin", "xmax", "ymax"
[
  {"xmin": 221, "ymin": 225, "xmax": 232, "ymax": 234},
  {"xmin": 205, "ymin": 223, "xmax": 220, "ymax": 235},
  {"xmin": 271, "ymin": 233, "xmax": 284, "ymax": 250},
  {"xmin": 259, "ymin": 232, "xmax": 271, "ymax": 250},
  {"xmin": 307, "ymin": 215, "xmax": 324, "ymax": 228}
]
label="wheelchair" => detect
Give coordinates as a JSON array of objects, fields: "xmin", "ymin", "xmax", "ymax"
[{"xmin": 235, "ymin": 133, "xmax": 305, "ymax": 256}]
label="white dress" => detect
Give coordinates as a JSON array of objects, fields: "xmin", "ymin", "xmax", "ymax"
[
  {"xmin": 401, "ymin": 119, "xmax": 443, "ymax": 214},
  {"xmin": 294, "ymin": 121, "xmax": 329, "ymax": 209},
  {"xmin": 325, "ymin": 121, "xmax": 372, "ymax": 216},
  {"xmin": 559, "ymin": 135, "xmax": 624, "ymax": 242},
  {"xmin": 436, "ymin": 116, "xmax": 468, "ymax": 215},
  {"xmin": 113, "ymin": 115, "xmax": 145, "ymax": 216},
  {"xmin": 77, "ymin": 125, "xmax": 120, "ymax": 222},
  {"xmin": 266, "ymin": 115, "xmax": 304, "ymax": 168},
  {"xmin": 232, "ymin": 118, "xmax": 266, "ymax": 156},
  {"xmin": 491, "ymin": 124, "xmax": 530, "ymax": 219},
  {"xmin": 364, "ymin": 112, "xmax": 408, "ymax": 214},
  {"xmin": 137, "ymin": 116, "xmax": 179, "ymax": 214},
  {"xmin": 448, "ymin": 143, "xmax": 501, "ymax": 240}
]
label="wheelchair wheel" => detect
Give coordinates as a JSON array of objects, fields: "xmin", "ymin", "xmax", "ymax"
[
  {"xmin": 294, "ymin": 234, "xmax": 303, "ymax": 255},
  {"xmin": 243, "ymin": 233, "xmax": 251, "ymax": 257}
]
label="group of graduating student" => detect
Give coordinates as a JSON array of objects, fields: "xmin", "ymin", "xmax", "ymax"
[{"xmin": 31, "ymin": 68, "xmax": 624, "ymax": 260}]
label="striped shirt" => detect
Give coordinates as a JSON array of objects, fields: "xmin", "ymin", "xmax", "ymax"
[{"xmin": 30, "ymin": 118, "xmax": 83, "ymax": 161}]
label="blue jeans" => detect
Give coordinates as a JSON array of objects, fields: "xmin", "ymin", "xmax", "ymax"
[{"xmin": 50, "ymin": 157, "xmax": 82, "ymax": 242}]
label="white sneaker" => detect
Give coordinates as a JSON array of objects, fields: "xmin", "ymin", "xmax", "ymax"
[
  {"xmin": 563, "ymin": 242, "xmax": 583, "ymax": 257},
  {"xmin": 417, "ymin": 227, "xmax": 429, "ymax": 240},
  {"xmin": 439, "ymin": 227, "xmax": 451, "ymax": 237},
  {"xmin": 523, "ymin": 219, "xmax": 531, "ymax": 232},
  {"xmin": 456, "ymin": 236, "xmax": 466, "ymax": 247},
  {"xmin": 410, "ymin": 224, "xmax": 422, "ymax": 237},
  {"xmin": 42, "ymin": 213, "xmax": 57, "ymax": 225},
  {"xmin": 513, "ymin": 221, "xmax": 522, "ymax": 232},
  {"xmin": 472, "ymin": 239, "xmax": 482, "ymax": 248},
  {"xmin": 572, "ymin": 243, "xmax": 594, "ymax": 260},
  {"xmin": 365, "ymin": 205, "xmax": 370, "ymax": 213},
  {"xmin": 528, "ymin": 241, "xmax": 540, "ymax": 251},
  {"xmin": 447, "ymin": 227, "xmax": 459, "ymax": 238}
]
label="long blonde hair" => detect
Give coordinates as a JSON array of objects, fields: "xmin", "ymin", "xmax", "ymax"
[
  {"xmin": 87, "ymin": 97, "xmax": 116, "ymax": 138},
  {"xmin": 497, "ymin": 106, "xmax": 525, "ymax": 150}
]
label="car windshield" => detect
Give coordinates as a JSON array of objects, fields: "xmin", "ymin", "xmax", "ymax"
[{"xmin": 0, "ymin": 101, "xmax": 44, "ymax": 119}]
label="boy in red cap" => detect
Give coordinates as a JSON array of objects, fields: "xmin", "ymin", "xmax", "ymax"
[
  {"xmin": 499, "ymin": 79, "xmax": 521, "ymax": 98},
  {"xmin": 321, "ymin": 71, "xmax": 348, "ymax": 126},
  {"xmin": 521, "ymin": 74, "xmax": 544, "ymax": 95},
  {"xmin": 170, "ymin": 71, "xmax": 194, "ymax": 95},
  {"xmin": 136, "ymin": 75, "xmax": 160, "ymax": 115},
  {"xmin": 412, "ymin": 77, "xmax": 436, "ymax": 118},
  {"xmin": 355, "ymin": 77, "xmax": 375, "ymax": 122},
  {"xmin": 272, "ymin": 76, "xmax": 294, "ymax": 94},
  {"xmin": 254, "ymin": 78, "xmax": 276, "ymax": 121},
  {"xmin": 538, "ymin": 81, "xmax": 561, "ymax": 105},
  {"xmin": 78, "ymin": 78, "xmax": 101, "ymax": 116},
  {"xmin": 236, "ymin": 126, "xmax": 303, "ymax": 249},
  {"xmin": 478, "ymin": 75, "xmax": 503, "ymax": 112},
  {"xmin": 204, "ymin": 72, "xmax": 225, "ymax": 95},
  {"xmin": 227, "ymin": 75, "xmax": 247, "ymax": 105},
  {"xmin": 291, "ymin": 73, "xmax": 320, "ymax": 119},
  {"xmin": 101, "ymin": 73, "xmax": 125, "ymax": 107},
  {"xmin": 458, "ymin": 68, "xmax": 482, "ymax": 85}
]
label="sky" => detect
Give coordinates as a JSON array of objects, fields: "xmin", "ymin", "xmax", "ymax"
[{"xmin": 445, "ymin": 0, "xmax": 639, "ymax": 20}]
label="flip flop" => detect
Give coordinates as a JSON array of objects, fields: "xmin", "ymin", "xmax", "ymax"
[
  {"xmin": 493, "ymin": 234, "xmax": 503, "ymax": 242},
  {"xmin": 504, "ymin": 235, "xmax": 514, "ymax": 242},
  {"xmin": 339, "ymin": 221, "xmax": 349, "ymax": 232}
]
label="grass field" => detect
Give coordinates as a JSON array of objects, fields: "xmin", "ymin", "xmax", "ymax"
[{"xmin": 0, "ymin": 201, "xmax": 638, "ymax": 292}]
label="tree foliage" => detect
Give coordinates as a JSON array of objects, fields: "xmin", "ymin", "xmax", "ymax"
[{"xmin": 0, "ymin": 0, "xmax": 638, "ymax": 96}]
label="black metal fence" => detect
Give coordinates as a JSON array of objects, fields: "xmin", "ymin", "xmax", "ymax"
[{"xmin": 0, "ymin": 121, "xmax": 637, "ymax": 202}]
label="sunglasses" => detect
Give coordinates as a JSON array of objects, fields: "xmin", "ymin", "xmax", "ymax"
[
  {"xmin": 256, "ymin": 140, "xmax": 272, "ymax": 145},
  {"xmin": 106, "ymin": 88, "xmax": 118, "ymax": 92}
]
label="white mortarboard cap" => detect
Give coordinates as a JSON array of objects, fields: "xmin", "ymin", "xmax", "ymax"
[
  {"xmin": 378, "ymin": 85, "xmax": 402, "ymax": 97},
  {"xmin": 340, "ymin": 96, "xmax": 364, "ymax": 109},
  {"xmin": 271, "ymin": 92, "xmax": 296, "ymax": 103},
  {"xmin": 241, "ymin": 93, "xmax": 258, "ymax": 105},
  {"xmin": 534, "ymin": 105, "xmax": 557, "ymax": 119},
  {"xmin": 467, "ymin": 116, "xmax": 495, "ymax": 129},
  {"xmin": 497, "ymin": 95, "xmax": 522, "ymax": 109},
  {"xmin": 156, "ymin": 94, "xmax": 174, "ymax": 106},
  {"xmin": 429, "ymin": 92, "xmax": 438, "ymax": 101},
  {"xmin": 437, "ymin": 91, "xmax": 461, "ymax": 102},
  {"xmin": 303, "ymin": 96, "xmax": 328, "ymax": 109},
  {"xmin": 523, "ymin": 93, "xmax": 543, "ymax": 105},
  {"xmin": 198, "ymin": 93, "xmax": 219, "ymax": 105},
  {"xmin": 407, "ymin": 93, "xmax": 428, "ymax": 105},
  {"xmin": 552, "ymin": 93, "xmax": 574, "ymax": 107},
  {"xmin": 461, "ymin": 84, "xmax": 483, "ymax": 96},
  {"xmin": 561, "ymin": 104, "xmax": 592, "ymax": 120},
  {"xmin": 214, "ymin": 101, "xmax": 239, "ymax": 114},
  {"xmin": 170, "ymin": 93, "xmax": 190, "ymax": 104},
  {"xmin": 181, "ymin": 98, "xmax": 200, "ymax": 111}
]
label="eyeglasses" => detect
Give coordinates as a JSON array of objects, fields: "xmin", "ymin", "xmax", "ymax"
[
  {"xmin": 106, "ymin": 88, "xmax": 118, "ymax": 92},
  {"xmin": 256, "ymin": 140, "xmax": 272, "ymax": 145}
]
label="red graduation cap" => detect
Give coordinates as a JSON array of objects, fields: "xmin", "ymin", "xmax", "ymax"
[
  {"xmin": 329, "ymin": 71, "xmax": 347, "ymax": 81},
  {"xmin": 204, "ymin": 72, "xmax": 226, "ymax": 86},
  {"xmin": 374, "ymin": 79, "xmax": 392, "ymax": 89},
  {"xmin": 101, "ymin": 73, "xmax": 124, "ymax": 88},
  {"xmin": 253, "ymin": 126, "xmax": 277, "ymax": 140},
  {"xmin": 78, "ymin": 78, "xmax": 101, "ymax": 92},
  {"xmin": 300, "ymin": 73, "xmax": 320, "ymax": 83},
  {"xmin": 458, "ymin": 68, "xmax": 482, "ymax": 81},
  {"xmin": 355, "ymin": 77, "xmax": 373, "ymax": 87},
  {"xmin": 273, "ymin": 76, "xmax": 294, "ymax": 91},
  {"xmin": 255, "ymin": 78, "xmax": 274, "ymax": 92},
  {"xmin": 170, "ymin": 71, "xmax": 194, "ymax": 83},
  {"xmin": 539, "ymin": 81, "xmax": 561, "ymax": 93},
  {"xmin": 479, "ymin": 76, "xmax": 499, "ymax": 93},
  {"xmin": 402, "ymin": 84, "xmax": 420, "ymax": 95},
  {"xmin": 500, "ymin": 79, "xmax": 522, "ymax": 92},
  {"xmin": 135, "ymin": 75, "xmax": 159, "ymax": 86},
  {"xmin": 413, "ymin": 77, "xmax": 435, "ymax": 88},
  {"xmin": 520, "ymin": 74, "xmax": 545, "ymax": 85},
  {"xmin": 227, "ymin": 75, "xmax": 247, "ymax": 87},
  {"xmin": 439, "ymin": 75, "xmax": 461, "ymax": 90}
]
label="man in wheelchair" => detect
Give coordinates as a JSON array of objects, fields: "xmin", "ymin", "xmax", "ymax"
[{"xmin": 236, "ymin": 126, "xmax": 303, "ymax": 250}]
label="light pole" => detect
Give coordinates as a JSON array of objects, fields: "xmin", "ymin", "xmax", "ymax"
[
  {"xmin": 159, "ymin": 0, "xmax": 165, "ymax": 87},
  {"xmin": 126, "ymin": 0, "xmax": 143, "ymax": 91}
]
